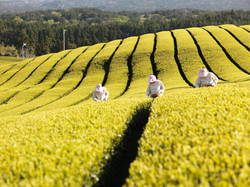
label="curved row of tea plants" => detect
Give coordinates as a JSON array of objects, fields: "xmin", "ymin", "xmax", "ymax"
[
  {"xmin": 0, "ymin": 98, "xmax": 150, "ymax": 186},
  {"xmin": 187, "ymin": 27, "xmax": 249, "ymax": 81},
  {"xmin": 0, "ymin": 24, "xmax": 249, "ymax": 186},
  {"xmin": 220, "ymin": 24, "xmax": 250, "ymax": 50},
  {"xmin": 0, "ymin": 24, "xmax": 249, "ymax": 115},
  {"xmin": 126, "ymin": 82, "xmax": 250, "ymax": 186},
  {"xmin": 204, "ymin": 26, "xmax": 250, "ymax": 73}
]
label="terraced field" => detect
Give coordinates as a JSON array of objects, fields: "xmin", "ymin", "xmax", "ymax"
[{"xmin": 0, "ymin": 24, "xmax": 249, "ymax": 186}]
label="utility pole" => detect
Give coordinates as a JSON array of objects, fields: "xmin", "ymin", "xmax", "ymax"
[
  {"xmin": 63, "ymin": 29, "xmax": 67, "ymax": 51},
  {"xmin": 22, "ymin": 43, "xmax": 26, "ymax": 59}
]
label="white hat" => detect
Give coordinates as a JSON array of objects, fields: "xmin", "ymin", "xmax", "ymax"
[
  {"xmin": 95, "ymin": 83, "xmax": 104, "ymax": 92},
  {"xmin": 198, "ymin": 68, "xmax": 208, "ymax": 78},
  {"xmin": 149, "ymin": 75, "xmax": 157, "ymax": 83}
]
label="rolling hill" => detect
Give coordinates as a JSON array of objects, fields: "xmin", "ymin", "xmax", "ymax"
[{"xmin": 0, "ymin": 24, "xmax": 249, "ymax": 186}]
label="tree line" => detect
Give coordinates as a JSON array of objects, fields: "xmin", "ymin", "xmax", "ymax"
[{"xmin": 0, "ymin": 8, "xmax": 249, "ymax": 56}]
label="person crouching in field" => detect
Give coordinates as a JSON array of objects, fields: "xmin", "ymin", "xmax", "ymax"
[
  {"xmin": 195, "ymin": 68, "xmax": 218, "ymax": 88},
  {"xmin": 146, "ymin": 75, "xmax": 165, "ymax": 98},
  {"xmin": 92, "ymin": 84, "xmax": 109, "ymax": 101}
]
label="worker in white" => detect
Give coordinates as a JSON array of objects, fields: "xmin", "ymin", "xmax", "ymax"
[
  {"xmin": 195, "ymin": 68, "xmax": 218, "ymax": 88},
  {"xmin": 146, "ymin": 75, "xmax": 165, "ymax": 98},
  {"xmin": 92, "ymin": 83, "xmax": 109, "ymax": 101}
]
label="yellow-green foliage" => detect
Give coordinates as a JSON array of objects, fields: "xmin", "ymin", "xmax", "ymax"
[
  {"xmin": 32, "ymin": 43, "xmax": 105, "ymax": 112},
  {"xmin": 172, "ymin": 29, "xmax": 206, "ymax": 85},
  {"xmin": 0, "ymin": 47, "xmax": 87, "ymax": 115},
  {"xmin": 0, "ymin": 63, "xmax": 15, "ymax": 75},
  {"xmin": 41, "ymin": 40, "xmax": 121, "ymax": 109},
  {"xmin": 0, "ymin": 50, "xmax": 71, "ymax": 105},
  {"xmin": 0, "ymin": 54, "xmax": 53, "ymax": 89},
  {"xmin": 0, "ymin": 50, "xmax": 71, "ymax": 113},
  {"xmin": 0, "ymin": 98, "xmax": 150, "ymax": 186},
  {"xmin": 220, "ymin": 24, "xmax": 250, "ymax": 48},
  {"xmin": 125, "ymin": 82, "xmax": 250, "ymax": 186},
  {"xmin": 0, "ymin": 57, "xmax": 34, "ymax": 85},
  {"xmin": 71, "ymin": 40, "xmax": 121, "ymax": 102},
  {"xmin": 105, "ymin": 36, "xmax": 138, "ymax": 99},
  {"xmin": 204, "ymin": 25, "xmax": 250, "ymax": 72},
  {"xmin": 0, "ymin": 24, "xmax": 249, "ymax": 186},
  {"xmin": 124, "ymin": 33, "xmax": 154, "ymax": 98},
  {"xmin": 187, "ymin": 27, "xmax": 249, "ymax": 81},
  {"xmin": 16, "ymin": 50, "xmax": 71, "ymax": 89},
  {"xmin": 0, "ymin": 56, "xmax": 22, "ymax": 64},
  {"xmin": 240, "ymin": 25, "xmax": 250, "ymax": 32},
  {"xmin": 155, "ymin": 31, "xmax": 187, "ymax": 88}
]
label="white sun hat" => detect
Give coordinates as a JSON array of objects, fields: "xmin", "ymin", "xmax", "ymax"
[
  {"xmin": 95, "ymin": 83, "xmax": 104, "ymax": 92},
  {"xmin": 148, "ymin": 75, "xmax": 157, "ymax": 83},
  {"xmin": 198, "ymin": 68, "xmax": 208, "ymax": 78}
]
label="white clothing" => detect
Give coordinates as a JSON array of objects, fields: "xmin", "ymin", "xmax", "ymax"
[
  {"xmin": 195, "ymin": 72, "xmax": 218, "ymax": 88},
  {"xmin": 146, "ymin": 80, "xmax": 165, "ymax": 98},
  {"xmin": 92, "ymin": 87, "xmax": 109, "ymax": 101}
]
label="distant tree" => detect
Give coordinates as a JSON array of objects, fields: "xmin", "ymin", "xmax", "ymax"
[{"xmin": 0, "ymin": 8, "xmax": 249, "ymax": 56}]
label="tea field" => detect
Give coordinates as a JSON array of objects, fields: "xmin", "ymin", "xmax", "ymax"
[{"xmin": 0, "ymin": 24, "xmax": 249, "ymax": 186}]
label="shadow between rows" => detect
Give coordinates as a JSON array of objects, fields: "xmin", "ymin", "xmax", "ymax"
[{"xmin": 92, "ymin": 102, "xmax": 152, "ymax": 187}]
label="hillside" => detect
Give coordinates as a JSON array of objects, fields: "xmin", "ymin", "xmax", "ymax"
[
  {"xmin": 1, "ymin": 0, "xmax": 250, "ymax": 13},
  {"xmin": 0, "ymin": 56, "xmax": 22, "ymax": 64},
  {"xmin": 0, "ymin": 24, "xmax": 249, "ymax": 186}
]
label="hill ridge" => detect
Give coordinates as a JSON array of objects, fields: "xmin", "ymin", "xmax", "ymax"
[{"xmin": 0, "ymin": 24, "xmax": 249, "ymax": 115}]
